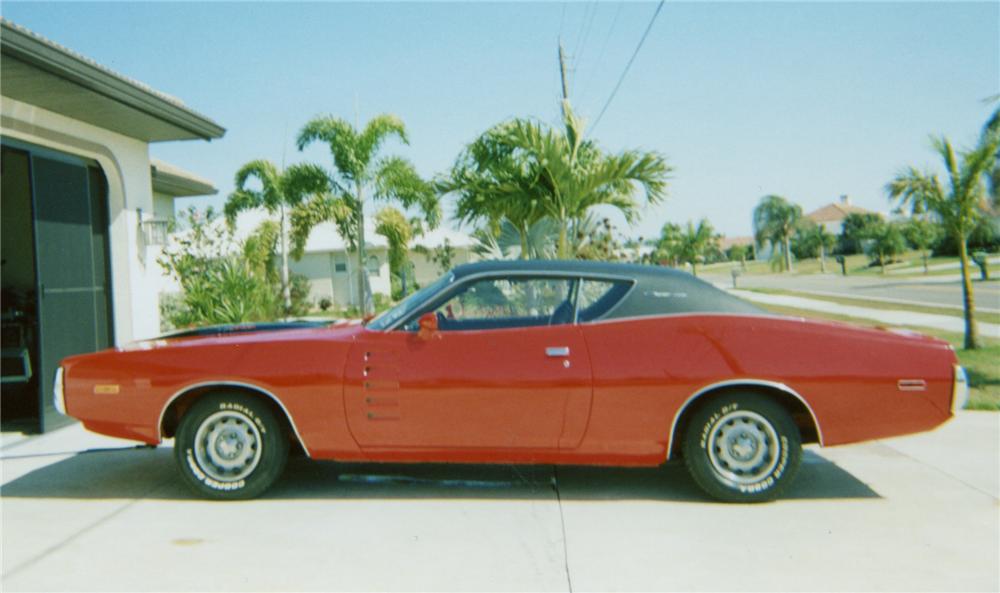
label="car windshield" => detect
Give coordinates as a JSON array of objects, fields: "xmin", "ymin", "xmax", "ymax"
[{"xmin": 366, "ymin": 272, "xmax": 455, "ymax": 330}]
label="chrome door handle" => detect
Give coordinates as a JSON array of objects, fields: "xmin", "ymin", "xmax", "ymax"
[{"xmin": 546, "ymin": 347, "xmax": 570, "ymax": 357}]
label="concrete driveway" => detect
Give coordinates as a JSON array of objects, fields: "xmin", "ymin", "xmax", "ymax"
[{"xmin": 2, "ymin": 413, "xmax": 997, "ymax": 592}]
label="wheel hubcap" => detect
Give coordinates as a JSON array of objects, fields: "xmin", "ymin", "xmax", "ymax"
[
  {"xmin": 194, "ymin": 411, "xmax": 262, "ymax": 482},
  {"xmin": 707, "ymin": 410, "xmax": 780, "ymax": 486}
]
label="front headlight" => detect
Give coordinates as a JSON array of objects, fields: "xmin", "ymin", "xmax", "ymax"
[
  {"xmin": 53, "ymin": 367, "xmax": 66, "ymax": 415},
  {"xmin": 952, "ymin": 365, "xmax": 969, "ymax": 414}
]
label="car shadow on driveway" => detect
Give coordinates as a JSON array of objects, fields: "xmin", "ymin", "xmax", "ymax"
[{"xmin": 1, "ymin": 446, "xmax": 878, "ymax": 502}]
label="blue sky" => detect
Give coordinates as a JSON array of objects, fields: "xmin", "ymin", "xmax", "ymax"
[{"xmin": 3, "ymin": 2, "xmax": 997, "ymax": 239}]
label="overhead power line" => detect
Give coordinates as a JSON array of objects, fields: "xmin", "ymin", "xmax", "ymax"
[
  {"xmin": 573, "ymin": 0, "xmax": 600, "ymax": 63},
  {"xmin": 588, "ymin": 0, "xmax": 666, "ymax": 137},
  {"xmin": 558, "ymin": 2, "xmax": 568, "ymax": 39},
  {"xmin": 579, "ymin": 0, "xmax": 625, "ymax": 104}
]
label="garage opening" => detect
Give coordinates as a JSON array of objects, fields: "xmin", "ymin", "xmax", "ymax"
[{"xmin": 1, "ymin": 142, "xmax": 114, "ymax": 433}]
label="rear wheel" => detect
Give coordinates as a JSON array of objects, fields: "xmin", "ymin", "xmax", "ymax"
[
  {"xmin": 174, "ymin": 393, "xmax": 289, "ymax": 500},
  {"xmin": 682, "ymin": 393, "xmax": 801, "ymax": 502}
]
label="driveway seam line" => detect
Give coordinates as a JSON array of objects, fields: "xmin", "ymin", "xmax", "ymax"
[{"xmin": 551, "ymin": 465, "xmax": 573, "ymax": 593}]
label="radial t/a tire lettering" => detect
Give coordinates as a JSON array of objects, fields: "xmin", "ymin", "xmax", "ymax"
[
  {"xmin": 682, "ymin": 393, "xmax": 802, "ymax": 503},
  {"xmin": 174, "ymin": 393, "xmax": 289, "ymax": 500}
]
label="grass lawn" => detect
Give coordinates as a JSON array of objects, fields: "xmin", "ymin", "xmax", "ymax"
[
  {"xmin": 744, "ymin": 287, "xmax": 1000, "ymax": 325},
  {"xmin": 758, "ymin": 303, "xmax": 999, "ymax": 411}
]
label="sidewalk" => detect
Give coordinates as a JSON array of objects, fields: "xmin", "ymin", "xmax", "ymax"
[{"xmin": 729, "ymin": 288, "xmax": 1000, "ymax": 338}]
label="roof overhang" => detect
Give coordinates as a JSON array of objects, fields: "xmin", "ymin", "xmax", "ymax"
[
  {"xmin": 151, "ymin": 159, "xmax": 217, "ymax": 197},
  {"xmin": 0, "ymin": 19, "xmax": 225, "ymax": 142}
]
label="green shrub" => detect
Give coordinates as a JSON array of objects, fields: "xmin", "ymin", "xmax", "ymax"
[{"xmin": 158, "ymin": 208, "xmax": 305, "ymax": 328}]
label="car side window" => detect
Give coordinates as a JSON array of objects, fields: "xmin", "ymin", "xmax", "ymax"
[
  {"xmin": 418, "ymin": 277, "xmax": 577, "ymax": 331},
  {"xmin": 577, "ymin": 279, "xmax": 632, "ymax": 322}
]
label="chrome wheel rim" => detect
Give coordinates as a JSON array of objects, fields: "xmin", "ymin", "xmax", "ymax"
[
  {"xmin": 706, "ymin": 410, "xmax": 780, "ymax": 485},
  {"xmin": 193, "ymin": 410, "xmax": 262, "ymax": 482}
]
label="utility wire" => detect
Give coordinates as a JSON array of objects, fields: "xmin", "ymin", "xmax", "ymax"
[
  {"xmin": 573, "ymin": 0, "xmax": 600, "ymax": 63},
  {"xmin": 579, "ymin": 0, "xmax": 625, "ymax": 104},
  {"xmin": 588, "ymin": 0, "xmax": 666, "ymax": 137},
  {"xmin": 558, "ymin": 2, "xmax": 568, "ymax": 39}
]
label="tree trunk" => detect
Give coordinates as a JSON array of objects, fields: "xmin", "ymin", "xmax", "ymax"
[
  {"xmin": 691, "ymin": 262, "xmax": 698, "ymax": 277},
  {"xmin": 279, "ymin": 204, "xmax": 291, "ymax": 316},
  {"xmin": 819, "ymin": 244, "xmax": 827, "ymax": 273},
  {"xmin": 519, "ymin": 227, "xmax": 529, "ymax": 260},
  {"xmin": 922, "ymin": 251, "xmax": 929, "ymax": 274},
  {"xmin": 355, "ymin": 182, "xmax": 368, "ymax": 315},
  {"xmin": 558, "ymin": 221, "xmax": 568, "ymax": 259},
  {"xmin": 958, "ymin": 239, "xmax": 979, "ymax": 349},
  {"xmin": 783, "ymin": 236, "xmax": 793, "ymax": 272}
]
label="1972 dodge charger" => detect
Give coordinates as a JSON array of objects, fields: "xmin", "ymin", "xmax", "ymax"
[{"xmin": 55, "ymin": 260, "xmax": 968, "ymax": 502}]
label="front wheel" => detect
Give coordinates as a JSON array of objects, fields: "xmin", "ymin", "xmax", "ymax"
[
  {"xmin": 174, "ymin": 393, "xmax": 289, "ymax": 500},
  {"xmin": 682, "ymin": 393, "xmax": 802, "ymax": 502}
]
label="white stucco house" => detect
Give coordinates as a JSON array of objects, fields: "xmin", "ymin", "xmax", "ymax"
[
  {"xmin": 288, "ymin": 223, "xmax": 477, "ymax": 308},
  {"xmin": 1, "ymin": 20, "xmax": 223, "ymax": 432}
]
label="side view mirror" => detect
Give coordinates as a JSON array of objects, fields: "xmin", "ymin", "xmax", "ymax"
[{"xmin": 417, "ymin": 312, "xmax": 439, "ymax": 340}]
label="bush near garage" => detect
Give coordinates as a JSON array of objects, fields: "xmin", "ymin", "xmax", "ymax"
[{"xmin": 159, "ymin": 208, "xmax": 311, "ymax": 330}]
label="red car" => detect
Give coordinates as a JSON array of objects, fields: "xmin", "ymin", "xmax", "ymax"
[{"xmin": 55, "ymin": 260, "xmax": 968, "ymax": 502}]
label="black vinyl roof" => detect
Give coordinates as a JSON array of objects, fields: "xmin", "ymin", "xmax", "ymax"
[
  {"xmin": 451, "ymin": 260, "xmax": 766, "ymax": 319},
  {"xmin": 451, "ymin": 259, "xmax": 688, "ymax": 280}
]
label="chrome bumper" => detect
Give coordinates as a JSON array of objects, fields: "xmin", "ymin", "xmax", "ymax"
[
  {"xmin": 952, "ymin": 365, "xmax": 969, "ymax": 413},
  {"xmin": 53, "ymin": 367, "xmax": 66, "ymax": 415}
]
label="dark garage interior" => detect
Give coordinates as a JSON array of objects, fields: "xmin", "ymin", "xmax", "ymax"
[{"xmin": 1, "ymin": 141, "xmax": 114, "ymax": 433}]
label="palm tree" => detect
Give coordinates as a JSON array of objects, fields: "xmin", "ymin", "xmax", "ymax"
[
  {"xmin": 224, "ymin": 160, "xmax": 329, "ymax": 312},
  {"xmin": 496, "ymin": 104, "xmax": 670, "ymax": 258},
  {"xmin": 793, "ymin": 220, "xmax": 836, "ymax": 273},
  {"xmin": 753, "ymin": 195, "xmax": 803, "ymax": 273},
  {"xmin": 980, "ymin": 100, "xmax": 999, "ymax": 205},
  {"xmin": 902, "ymin": 217, "xmax": 941, "ymax": 274},
  {"xmin": 472, "ymin": 217, "xmax": 559, "ymax": 261},
  {"xmin": 886, "ymin": 125, "xmax": 1000, "ymax": 349},
  {"xmin": 658, "ymin": 219, "xmax": 720, "ymax": 276},
  {"xmin": 374, "ymin": 206, "xmax": 417, "ymax": 297},
  {"xmin": 441, "ymin": 123, "xmax": 549, "ymax": 259},
  {"xmin": 865, "ymin": 220, "xmax": 907, "ymax": 274},
  {"xmin": 296, "ymin": 114, "xmax": 439, "ymax": 314},
  {"xmin": 442, "ymin": 103, "xmax": 670, "ymax": 259}
]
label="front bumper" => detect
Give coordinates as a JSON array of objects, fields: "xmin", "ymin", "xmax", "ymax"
[
  {"xmin": 53, "ymin": 367, "xmax": 66, "ymax": 415},
  {"xmin": 952, "ymin": 365, "xmax": 969, "ymax": 413}
]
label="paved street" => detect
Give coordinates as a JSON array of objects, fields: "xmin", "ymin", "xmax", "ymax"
[
  {"xmin": 2, "ymin": 415, "xmax": 997, "ymax": 592},
  {"xmin": 728, "ymin": 289, "xmax": 1000, "ymax": 338},
  {"xmin": 701, "ymin": 271, "xmax": 1000, "ymax": 313}
]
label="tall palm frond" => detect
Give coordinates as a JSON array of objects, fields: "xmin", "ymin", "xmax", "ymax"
[
  {"xmin": 473, "ymin": 217, "xmax": 559, "ymax": 261},
  {"xmin": 753, "ymin": 195, "xmax": 802, "ymax": 272},
  {"xmin": 296, "ymin": 113, "xmax": 438, "ymax": 313},
  {"xmin": 886, "ymin": 119, "xmax": 1000, "ymax": 349},
  {"xmin": 451, "ymin": 102, "xmax": 671, "ymax": 258},
  {"xmin": 289, "ymin": 193, "xmax": 356, "ymax": 259}
]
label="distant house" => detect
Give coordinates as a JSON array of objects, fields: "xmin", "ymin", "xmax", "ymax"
[
  {"xmin": 287, "ymin": 223, "xmax": 476, "ymax": 308},
  {"xmin": 805, "ymin": 195, "xmax": 873, "ymax": 235}
]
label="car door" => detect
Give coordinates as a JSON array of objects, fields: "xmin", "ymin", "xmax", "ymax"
[{"xmin": 343, "ymin": 275, "xmax": 593, "ymax": 450}]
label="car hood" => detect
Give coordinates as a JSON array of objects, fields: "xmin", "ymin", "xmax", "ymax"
[{"xmin": 117, "ymin": 320, "xmax": 367, "ymax": 352}]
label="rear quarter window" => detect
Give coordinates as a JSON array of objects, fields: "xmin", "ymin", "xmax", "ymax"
[{"xmin": 577, "ymin": 279, "xmax": 633, "ymax": 322}]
